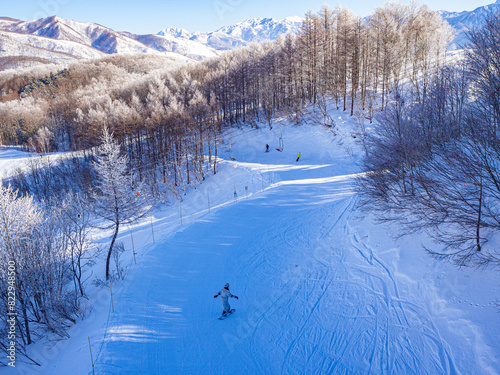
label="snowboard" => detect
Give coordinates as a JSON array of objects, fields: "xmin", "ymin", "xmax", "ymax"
[{"xmin": 219, "ymin": 309, "xmax": 235, "ymax": 320}]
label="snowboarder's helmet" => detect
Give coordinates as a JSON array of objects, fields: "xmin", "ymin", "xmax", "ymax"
[{"xmin": 224, "ymin": 283, "xmax": 229, "ymax": 288}]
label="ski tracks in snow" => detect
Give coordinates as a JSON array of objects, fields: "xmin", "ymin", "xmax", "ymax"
[
  {"xmin": 244, "ymin": 181, "xmax": 460, "ymax": 375},
  {"xmin": 91, "ymin": 156, "xmax": 466, "ymax": 374},
  {"xmin": 324, "ymin": 204, "xmax": 459, "ymax": 375}
]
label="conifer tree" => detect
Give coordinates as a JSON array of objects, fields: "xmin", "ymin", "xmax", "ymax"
[{"xmin": 92, "ymin": 127, "xmax": 147, "ymax": 280}]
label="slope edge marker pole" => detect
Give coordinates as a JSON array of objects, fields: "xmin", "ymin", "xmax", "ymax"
[
  {"xmin": 180, "ymin": 200, "xmax": 183, "ymax": 225},
  {"xmin": 109, "ymin": 280, "xmax": 114, "ymax": 313},
  {"xmin": 150, "ymin": 214, "xmax": 155, "ymax": 243},
  {"xmin": 88, "ymin": 337, "xmax": 95, "ymax": 375},
  {"xmin": 130, "ymin": 228, "xmax": 136, "ymax": 265}
]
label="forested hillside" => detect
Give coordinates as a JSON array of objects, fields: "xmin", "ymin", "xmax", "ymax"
[{"xmin": 360, "ymin": 13, "xmax": 500, "ymax": 269}]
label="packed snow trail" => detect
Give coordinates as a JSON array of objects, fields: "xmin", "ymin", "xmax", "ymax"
[
  {"xmin": 2, "ymin": 121, "xmax": 495, "ymax": 375},
  {"xmin": 89, "ymin": 131, "xmax": 466, "ymax": 375}
]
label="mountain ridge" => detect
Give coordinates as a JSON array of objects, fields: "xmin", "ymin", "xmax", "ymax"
[
  {"xmin": 0, "ymin": 15, "xmax": 302, "ymax": 68},
  {"xmin": 438, "ymin": 1, "xmax": 500, "ymax": 48},
  {"xmin": 157, "ymin": 16, "xmax": 302, "ymax": 50},
  {"xmin": 0, "ymin": 2, "xmax": 498, "ymax": 70}
]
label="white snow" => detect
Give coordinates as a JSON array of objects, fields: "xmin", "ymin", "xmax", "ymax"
[
  {"xmin": 1, "ymin": 107, "xmax": 499, "ymax": 374},
  {"xmin": 0, "ymin": 30, "xmax": 107, "ymax": 63},
  {"xmin": 0, "ymin": 147, "xmax": 88, "ymax": 181},
  {"xmin": 0, "ymin": 147, "xmax": 38, "ymax": 178}
]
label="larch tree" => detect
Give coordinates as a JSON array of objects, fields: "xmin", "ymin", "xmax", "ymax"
[{"xmin": 92, "ymin": 127, "xmax": 148, "ymax": 280}]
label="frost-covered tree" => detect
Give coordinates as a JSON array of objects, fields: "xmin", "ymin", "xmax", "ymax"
[
  {"xmin": 57, "ymin": 192, "xmax": 95, "ymax": 297},
  {"xmin": 0, "ymin": 185, "xmax": 84, "ymax": 364},
  {"xmin": 360, "ymin": 15, "xmax": 500, "ymax": 267},
  {"xmin": 33, "ymin": 126, "xmax": 54, "ymax": 153},
  {"xmin": 92, "ymin": 127, "xmax": 148, "ymax": 280},
  {"xmin": 0, "ymin": 185, "xmax": 41, "ymax": 348}
]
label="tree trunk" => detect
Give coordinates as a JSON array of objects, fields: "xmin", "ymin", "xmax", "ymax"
[
  {"xmin": 476, "ymin": 180, "xmax": 483, "ymax": 252},
  {"xmin": 213, "ymin": 126, "xmax": 218, "ymax": 175},
  {"xmin": 17, "ymin": 287, "xmax": 32, "ymax": 345},
  {"xmin": 106, "ymin": 220, "xmax": 120, "ymax": 281}
]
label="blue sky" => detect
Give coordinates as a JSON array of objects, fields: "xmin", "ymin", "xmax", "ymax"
[{"xmin": 0, "ymin": 0, "xmax": 495, "ymax": 34}]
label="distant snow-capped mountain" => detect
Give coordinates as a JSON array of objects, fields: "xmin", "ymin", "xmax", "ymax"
[
  {"xmin": 122, "ymin": 31, "xmax": 217, "ymax": 60},
  {"xmin": 0, "ymin": 15, "xmax": 302, "ymax": 69},
  {"xmin": 1, "ymin": 16, "xmax": 161, "ymax": 55},
  {"xmin": 0, "ymin": 29, "xmax": 106, "ymax": 61},
  {"xmin": 158, "ymin": 16, "xmax": 303, "ymax": 50},
  {"xmin": 158, "ymin": 26, "xmax": 192, "ymax": 39},
  {"xmin": 215, "ymin": 16, "xmax": 303, "ymax": 43},
  {"xmin": 0, "ymin": 16, "xmax": 198, "ymax": 68},
  {"xmin": 439, "ymin": 0, "xmax": 500, "ymax": 48}
]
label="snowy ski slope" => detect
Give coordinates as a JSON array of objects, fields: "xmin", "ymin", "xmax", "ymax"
[
  {"xmin": 3, "ymin": 111, "xmax": 499, "ymax": 374},
  {"xmin": 0, "ymin": 147, "xmax": 36, "ymax": 178}
]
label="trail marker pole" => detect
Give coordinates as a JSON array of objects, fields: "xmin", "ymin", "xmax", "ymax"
[
  {"xmin": 109, "ymin": 280, "xmax": 114, "ymax": 313},
  {"xmin": 150, "ymin": 214, "xmax": 155, "ymax": 243},
  {"xmin": 88, "ymin": 337, "xmax": 95, "ymax": 375},
  {"xmin": 130, "ymin": 229, "xmax": 136, "ymax": 265}
]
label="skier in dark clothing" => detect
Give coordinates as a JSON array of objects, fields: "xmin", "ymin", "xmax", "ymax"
[
  {"xmin": 266, "ymin": 144, "xmax": 269, "ymax": 152},
  {"xmin": 214, "ymin": 283, "xmax": 238, "ymax": 315}
]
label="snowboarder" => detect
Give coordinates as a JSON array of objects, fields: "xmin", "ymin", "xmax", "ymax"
[
  {"xmin": 296, "ymin": 152, "xmax": 301, "ymax": 162},
  {"xmin": 214, "ymin": 283, "xmax": 238, "ymax": 315}
]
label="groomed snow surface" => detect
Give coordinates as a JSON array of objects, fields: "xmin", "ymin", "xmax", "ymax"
[{"xmin": 3, "ymin": 109, "xmax": 500, "ymax": 374}]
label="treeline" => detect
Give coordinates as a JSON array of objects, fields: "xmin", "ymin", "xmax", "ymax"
[
  {"xmin": 360, "ymin": 14, "xmax": 500, "ymax": 268},
  {"xmin": 190, "ymin": 2, "xmax": 451, "ymax": 126}
]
